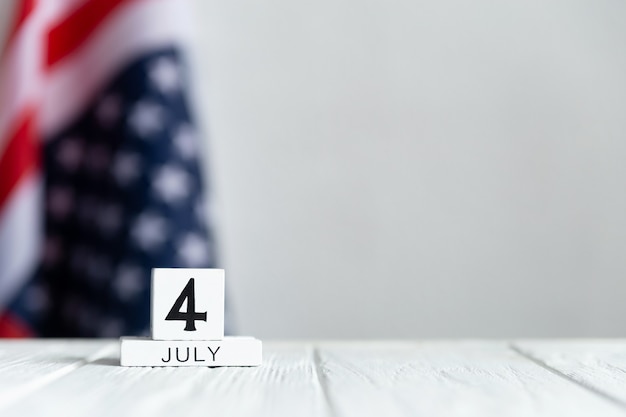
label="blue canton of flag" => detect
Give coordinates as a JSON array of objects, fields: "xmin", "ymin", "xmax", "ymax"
[{"xmin": 7, "ymin": 47, "xmax": 219, "ymax": 337}]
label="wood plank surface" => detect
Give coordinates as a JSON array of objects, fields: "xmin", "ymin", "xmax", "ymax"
[
  {"xmin": 0, "ymin": 340, "xmax": 625, "ymax": 417},
  {"xmin": 513, "ymin": 340, "xmax": 626, "ymax": 408},
  {"xmin": 316, "ymin": 341, "xmax": 626, "ymax": 417},
  {"xmin": 0, "ymin": 341, "xmax": 330, "ymax": 417},
  {"xmin": 0, "ymin": 340, "xmax": 115, "ymax": 410}
]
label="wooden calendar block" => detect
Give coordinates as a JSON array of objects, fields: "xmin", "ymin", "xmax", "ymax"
[
  {"xmin": 151, "ymin": 268, "xmax": 225, "ymax": 341},
  {"xmin": 120, "ymin": 336, "xmax": 262, "ymax": 367}
]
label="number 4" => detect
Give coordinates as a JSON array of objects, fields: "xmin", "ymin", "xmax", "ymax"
[{"xmin": 165, "ymin": 278, "xmax": 207, "ymax": 331}]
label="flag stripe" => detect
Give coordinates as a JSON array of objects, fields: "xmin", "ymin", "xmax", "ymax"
[
  {"xmin": 0, "ymin": 173, "xmax": 41, "ymax": 312},
  {"xmin": 40, "ymin": 0, "xmax": 193, "ymax": 136},
  {"xmin": 45, "ymin": 0, "xmax": 136, "ymax": 67},
  {"xmin": 3, "ymin": 0, "xmax": 36, "ymax": 55},
  {"xmin": 0, "ymin": 0, "xmax": 42, "ymax": 320},
  {"xmin": 0, "ymin": 107, "xmax": 37, "ymax": 209},
  {"xmin": 0, "ymin": 0, "xmax": 88, "ymax": 153},
  {"xmin": 0, "ymin": 312, "xmax": 33, "ymax": 337},
  {"xmin": 0, "ymin": 15, "xmax": 40, "ymax": 156}
]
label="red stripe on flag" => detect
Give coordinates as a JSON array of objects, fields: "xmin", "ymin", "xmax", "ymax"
[
  {"xmin": 45, "ymin": 0, "xmax": 137, "ymax": 67},
  {"xmin": 0, "ymin": 312, "xmax": 34, "ymax": 337},
  {"xmin": 0, "ymin": 107, "xmax": 38, "ymax": 209}
]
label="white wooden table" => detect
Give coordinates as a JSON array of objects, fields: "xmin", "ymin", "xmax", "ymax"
[{"xmin": 1, "ymin": 340, "xmax": 626, "ymax": 416}]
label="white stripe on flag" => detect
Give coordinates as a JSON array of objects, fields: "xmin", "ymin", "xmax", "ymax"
[
  {"xmin": 40, "ymin": 0, "xmax": 194, "ymax": 137},
  {"xmin": 0, "ymin": 173, "xmax": 42, "ymax": 312},
  {"xmin": 0, "ymin": 9, "xmax": 42, "ymax": 155}
]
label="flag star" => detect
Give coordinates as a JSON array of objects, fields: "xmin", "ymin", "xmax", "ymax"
[
  {"xmin": 62, "ymin": 295, "xmax": 83, "ymax": 322},
  {"xmin": 99, "ymin": 318, "xmax": 124, "ymax": 337},
  {"xmin": 85, "ymin": 254, "xmax": 112, "ymax": 285},
  {"xmin": 77, "ymin": 196, "xmax": 98, "ymax": 224},
  {"xmin": 113, "ymin": 264, "xmax": 146, "ymax": 301},
  {"xmin": 96, "ymin": 94, "xmax": 122, "ymax": 128},
  {"xmin": 152, "ymin": 165, "xmax": 191, "ymax": 203},
  {"xmin": 128, "ymin": 100, "xmax": 164, "ymax": 137},
  {"xmin": 70, "ymin": 246, "xmax": 90, "ymax": 273},
  {"xmin": 177, "ymin": 233, "xmax": 211, "ymax": 266},
  {"xmin": 56, "ymin": 138, "xmax": 84, "ymax": 172},
  {"xmin": 195, "ymin": 199, "xmax": 208, "ymax": 227},
  {"xmin": 42, "ymin": 236, "xmax": 64, "ymax": 267},
  {"xmin": 24, "ymin": 284, "xmax": 50, "ymax": 314},
  {"xmin": 173, "ymin": 124, "xmax": 198, "ymax": 159},
  {"xmin": 48, "ymin": 186, "xmax": 75, "ymax": 220},
  {"xmin": 86, "ymin": 144, "xmax": 110, "ymax": 173},
  {"xmin": 98, "ymin": 204, "xmax": 123, "ymax": 236},
  {"xmin": 132, "ymin": 212, "xmax": 169, "ymax": 251},
  {"xmin": 149, "ymin": 57, "xmax": 182, "ymax": 93},
  {"xmin": 73, "ymin": 302, "xmax": 98, "ymax": 332},
  {"xmin": 78, "ymin": 308, "xmax": 99, "ymax": 334},
  {"xmin": 113, "ymin": 152, "xmax": 142, "ymax": 186}
]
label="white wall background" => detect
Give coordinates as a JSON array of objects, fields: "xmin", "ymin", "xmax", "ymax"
[{"xmin": 3, "ymin": 0, "xmax": 626, "ymax": 338}]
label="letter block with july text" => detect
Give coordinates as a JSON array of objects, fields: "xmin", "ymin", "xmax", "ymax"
[
  {"xmin": 120, "ymin": 337, "xmax": 262, "ymax": 367},
  {"xmin": 120, "ymin": 268, "xmax": 262, "ymax": 367}
]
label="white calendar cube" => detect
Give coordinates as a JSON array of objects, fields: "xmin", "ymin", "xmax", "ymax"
[{"xmin": 151, "ymin": 268, "xmax": 225, "ymax": 341}]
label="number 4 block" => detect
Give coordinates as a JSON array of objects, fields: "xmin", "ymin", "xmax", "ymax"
[{"xmin": 151, "ymin": 268, "xmax": 225, "ymax": 341}]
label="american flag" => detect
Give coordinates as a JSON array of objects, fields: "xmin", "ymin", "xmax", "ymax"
[{"xmin": 0, "ymin": 0, "xmax": 219, "ymax": 337}]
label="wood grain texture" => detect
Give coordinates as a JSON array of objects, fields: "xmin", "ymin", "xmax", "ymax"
[
  {"xmin": 316, "ymin": 341, "xmax": 626, "ymax": 417},
  {"xmin": 0, "ymin": 340, "xmax": 115, "ymax": 409},
  {"xmin": 513, "ymin": 340, "xmax": 626, "ymax": 408},
  {"xmin": 0, "ymin": 340, "xmax": 625, "ymax": 417},
  {"xmin": 0, "ymin": 341, "xmax": 330, "ymax": 417}
]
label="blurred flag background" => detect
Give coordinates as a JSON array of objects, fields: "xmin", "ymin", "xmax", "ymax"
[{"xmin": 0, "ymin": 0, "xmax": 218, "ymax": 337}]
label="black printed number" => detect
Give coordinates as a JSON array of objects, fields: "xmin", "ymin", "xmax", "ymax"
[{"xmin": 165, "ymin": 278, "xmax": 207, "ymax": 331}]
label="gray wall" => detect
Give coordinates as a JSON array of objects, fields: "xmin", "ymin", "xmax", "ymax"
[
  {"xmin": 194, "ymin": 0, "xmax": 626, "ymax": 338},
  {"xmin": 3, "ymin": 0, "xmax": 626, "ymax": 338}
]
